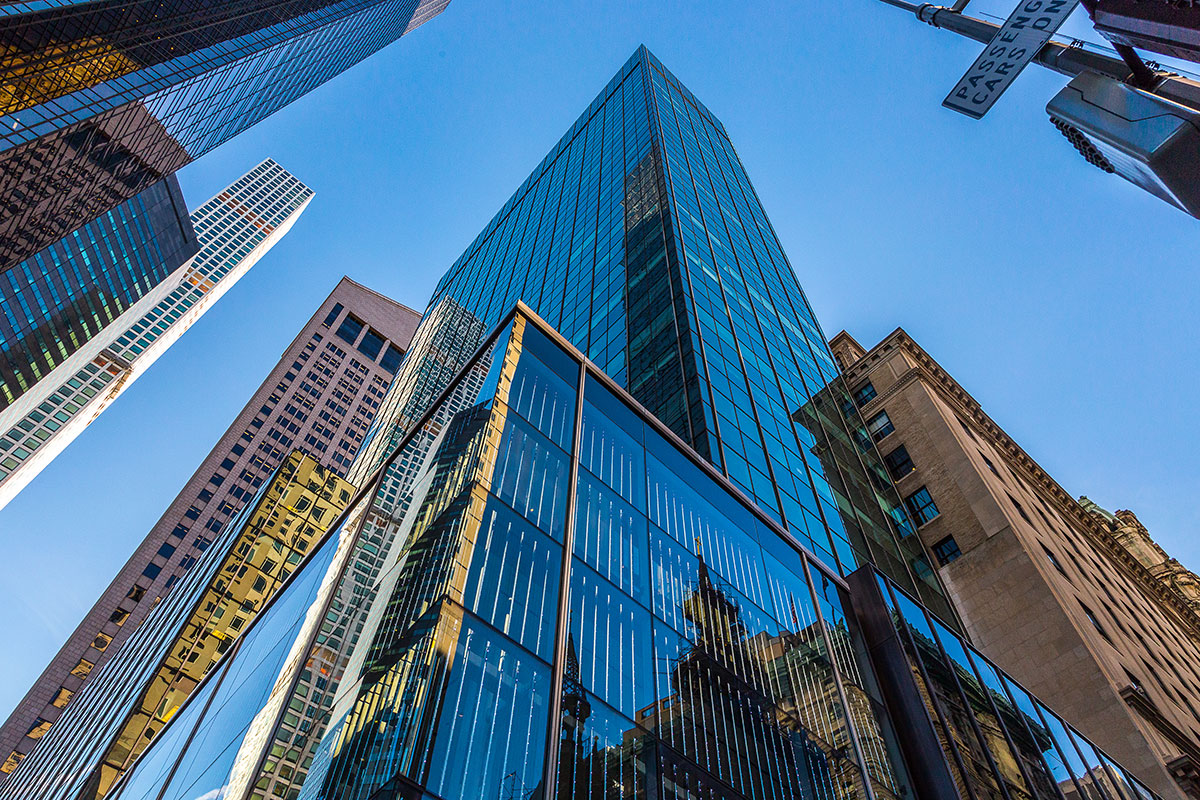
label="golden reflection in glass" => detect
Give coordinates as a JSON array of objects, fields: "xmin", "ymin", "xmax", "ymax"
[
  {"xmin": 318, "ymin": 321, "xmax": 523, "ymax": 794},
  {"xmin": 87, "ymin": 451, "xmax": 355, "ymax": 799},
  {"xmin": 50, "ymin": 688, "xmax": 74, "ymax": 709},
  {"xmin": 1, "ymin": 41, "xmax": 141, "ymax": 116},
  {"xmin": 0, "ymin": 751, "xmax": 23, "ymax": 775}
]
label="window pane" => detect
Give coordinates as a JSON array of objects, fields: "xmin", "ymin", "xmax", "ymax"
[
  {"xmin": 464, "ymin": 500, "xmax": 562, "ymax": 662},
  {"xmin": 425, "ymin": 618, "xmax": 551, "ymax": 800},
  {"xmin": 569, "ymin": 560, "xmax": 655, "ymax": 720},
  {"xmin": 574, "ymin": 470, "xmax": 650, "ymax": 607}
]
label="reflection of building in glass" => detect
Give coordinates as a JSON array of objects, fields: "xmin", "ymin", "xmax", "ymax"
[
  {"xmin": 0, "ymin": 0, "xmax": 450, "ymax": 269},
  {"xmin": 0, "ymin": 452, "xmax": 354, "ymax": 800},
  {"xmin": 303, "ymin": 311, "xmax": 889, "ymax": 800},
  {"xmin": 243, "ymin": 295, "xmax": 490, "ymax": 800},
  {"xmin": 102, "ymin": 308, "xmax": 1163, "ymax": 800},
  {"xmin": 0, "ymin": 266, "xmax": 420, "ymax": 784},
  {"xmin": 410, "ymin": 46, "xmax": 945, "ymax": 618},
  {"xmin": 831, "ymin": 328, "xmax": 1200, "ymax": 800},
  {"xmin": 30, "ymin": 48, "xmax": 1170, "ymax": 800},
  {"xmin": 0, "ymin": 175, "xmax": 198, "ymax": 411}
]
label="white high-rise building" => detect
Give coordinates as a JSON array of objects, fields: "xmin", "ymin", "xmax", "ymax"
[{"xmin": 0, "ymin": 159, "xmax": 313, "ymax": 514}]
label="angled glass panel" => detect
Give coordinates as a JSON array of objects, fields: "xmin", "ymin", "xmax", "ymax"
[
  {"xmin": 573, "ymin": 468, "xmax": 650, "ymax": 608},
  {"xmin": 423, "ymin": 614, "xmax": 551, "ymax": 800},
  {"xmin": 579, "ymin": 379, "xmax": 646, "ymax": 512},
  {"xmin": 809, "ymin": 562, "xmax": 904, "ymax": 799},
  {"xmin": 109, "ymin": 657, "xmax": 226, "ymax": 800},
  {"xmin": 568, "ymin": 560, "xmax": 655, "ymax": 721},
  {"xmin": 491, "ymin": 413, "xmax": 571, "ymax": 541},
  {"xmin": 464, "ymin": 498, "xmax": 562, "ymax": 662},
  {"xmin": 966, "ymin": 647, "xmax": 1062, "ymax": 800}
]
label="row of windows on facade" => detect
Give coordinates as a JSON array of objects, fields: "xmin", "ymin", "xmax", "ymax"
[
  {"xmin": 144, "ymin": 331, "xmax": 378, "ymax": 598},
  {"xmin": 321, "ymin": 302, "xmax": 404, "ymax": 372},
  {"xmin": 943, "ymin": 398, "xmax": 1200, "ymax": 712},
  {"xmin": 860, "ymin": 377, "xmax": 1200, "ymax": 745},
  {"xmin": 0, "ymin": 578, "xmax": 152, "ymax": 775},
  {"xmin": 850, "ymin": 380, "xmax": 959, "ymax": 572},
  {"xmin": 0, "ymin": 362, "xmax": 110, "ymax": 475}
]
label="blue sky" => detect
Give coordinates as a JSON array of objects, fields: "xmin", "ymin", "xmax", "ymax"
[{"xmin": 1, "ymin": 0, "xmax": 1197, "ymax": 722}]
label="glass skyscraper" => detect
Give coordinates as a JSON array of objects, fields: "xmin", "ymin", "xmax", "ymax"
[
  {"xmin": 0, "ymin": 174, "xmax": 198, "ymax": 409},
  {"xmin": 12, "ymin": 47, "xmax": 1168, "ymax": 800},
  {"xmin": 100, "ymin": 307, "xmax": 1164, "ymax": 800},
  {"xmin": 0, "ymin": 158, "xmax": 311, "ymax": 513},
  {"xmin": 393, "ymin": 45, "xmax": 944, "ymax": 616},
  {"xmin": 0, "ymin": 0, "xmax": 450, "ymax": 269}
]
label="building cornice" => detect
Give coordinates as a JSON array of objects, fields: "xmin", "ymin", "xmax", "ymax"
[{"xmin": 845, "ymin": 328, "xmax": 1200, "ymax": 642}]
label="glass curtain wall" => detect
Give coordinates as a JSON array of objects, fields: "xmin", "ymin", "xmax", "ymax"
[
  {"xmin": 108, "ymin": 309, "xmax": 916, "ymax": 800},
  {"xmin": 103, "ymin": 309, "xmax": 1165, "ymax": 800},
  {"xmin": 401, "ymin": 46, "xmax": 947, "ymax": 621},
  {"xmin": 872, "ymin": 570, "xmax": 1161, "ymax": 800},
  {"xmin": 0, "ymin": 0, "xmax": 447, "ymax": 268}
]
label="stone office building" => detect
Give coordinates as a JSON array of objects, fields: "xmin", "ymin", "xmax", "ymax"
[{"xmin": 830, "ymin": 327, "xmax": 1200, "ymax": 799}]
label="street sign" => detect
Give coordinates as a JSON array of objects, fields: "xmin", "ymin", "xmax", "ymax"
[{"xmin": 944, "ymin": 0, "xmax": 1081, "ymax": 118}]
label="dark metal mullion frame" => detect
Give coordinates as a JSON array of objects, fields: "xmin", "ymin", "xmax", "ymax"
[
  {"xmin": 1060, "ymin": 722, "xmax": 1128, "ymax": 800},
  {"xmin": 878, "ymin": 575, "xmax": 983, "ymax": 800},
  {"xmin": 991, "ymin": 675, "xmax": 1070, "ymax": 800},
  {"xmin": 960, "ymin": 645, "xmax": 1063, "ymax": 800},
  {"xmin": 1027, "ymin": 699, "xmax": 1095, "ymax": 800},
  {"xmin": 924, "ymin": 615, "xmax": 1018, "ymax": 800},
  {"xmin": 142, "ymin": 633, "xmax": 242, "ymax": 800},
  {"xmin": 539, "ymin": 356, "xmax": 588, "ymax": 795},
  {"xmin": 1085, "ymin": 740, "xmax": 1138, "ymax": 800}
]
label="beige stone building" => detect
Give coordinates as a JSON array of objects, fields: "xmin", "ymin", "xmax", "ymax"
[{"xmin": 830, "ymin": 328, "xmax": 1200, "ymax": 800}]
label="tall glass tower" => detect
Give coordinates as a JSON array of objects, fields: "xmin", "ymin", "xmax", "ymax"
[
  {"xmin": 389, "ymin": 46, "xmax": 943, "ymax": 612},
  {"xmin": 0, "ymin": 175, "xmax": 198, "ymax": 410},
  {"xmin": 0, "ymin": 0, "xmax": 450, "ymax": 270},
  {"xmin": 0, "ymin": 159, "xmax": 310, "ymax": 513},
  {"xmin": 68, "ymin": 48, "xmax": 1169, "ymax": 800}
]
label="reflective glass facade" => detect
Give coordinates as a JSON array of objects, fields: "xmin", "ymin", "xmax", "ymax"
[
  {"xmin": 0, "ymin": 158, "xmax": 311, "ymax": 511},
  {"xmin": 864, "ymin": 569, "xmax": 1163, "ymax": 800},
  {"xmin": 412, "ymin": 46, "xmax": 944, "ymax": 616},
  {"xmin": 14, "ymin": 46, "xmax": 1162, "ymax": 800},
  {"xmin": 0, "ymin": 174, "xmax": 197, "ymax": 408},
  {"xmin": 0, "ymin": 0, "xmax": 449, "ymax": 268},
  {"xmin": 102, "ymin": 308, "xmax": 1162, "ymax": 800},
  {"xmin": 0, "ymin": 452, "xmax": 355, "ymax": 800},
  {"xmin": 0, "ymin": 159, "xmax": 322, "ymax": 777}
]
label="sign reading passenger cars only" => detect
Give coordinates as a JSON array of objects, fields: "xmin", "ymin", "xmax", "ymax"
[{"xmin": 943, "ymin": 0, "xmax": 1080, "ymax": 118}]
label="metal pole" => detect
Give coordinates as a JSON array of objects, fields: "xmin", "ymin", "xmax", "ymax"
[{"xmin": 875, "ymin": 3, "xmax": 1200, "ymax": 112}]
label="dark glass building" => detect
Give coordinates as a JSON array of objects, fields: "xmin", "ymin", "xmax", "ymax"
[
  {"xmin": 0, "ymin": 0, "xmax": 449, "ymax": 270},
  {"xmin": 0, "ymin": 174, "xmax": 197, "ymax": 408}
]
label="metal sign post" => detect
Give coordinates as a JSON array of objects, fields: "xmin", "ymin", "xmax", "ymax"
[{"xmin": 944, "ymin": 0, "xmax": 1081, "ymax": 118}]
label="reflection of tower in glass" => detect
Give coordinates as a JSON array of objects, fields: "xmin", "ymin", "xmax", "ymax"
[
  {"xmin": 0, "ymin": 0, "xmax": 450, "ymax": 269},
  {"xmin": 641, "ymin": 552, "xmax": 866, "ymax": 800},
  {"xmin": 258, "ymin": 305, "xmax": 494, "ymax": 800}
]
